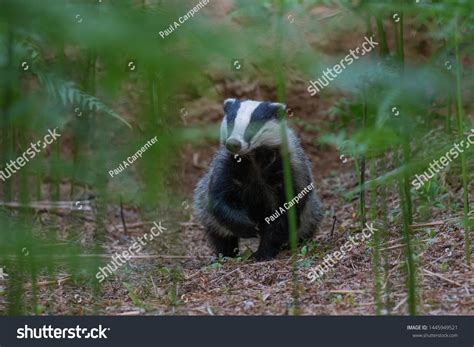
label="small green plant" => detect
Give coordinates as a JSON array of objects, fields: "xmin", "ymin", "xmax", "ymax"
[
  {"xmin": 414, "ymin": 181, "xmax": 448, "ymax": 218},
  {"xmin": 331, "ymin": 294, "xmax": 355, "ymax": 307},
  {"xmin": 123, "ymin": 282, "xmax": 142, "ymax": 307},
  {"xmin": 298, "ymin": 244, "xmax": 308, "ymax": 257},
  {"xmin": 296, "ymin": 258, "xmax": 313, "ymax": 269},
  {"xmin": 239, "ymin": 247, "xmax": 253, "ymax": 261}
]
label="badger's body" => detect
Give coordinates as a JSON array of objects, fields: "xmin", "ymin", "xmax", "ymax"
[{"xmin": 194, "ymin": 99, "xmax": 322, "ymax": 261}]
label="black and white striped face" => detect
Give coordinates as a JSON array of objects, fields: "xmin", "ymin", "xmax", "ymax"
[{"xmin": 220, "ymin": 99, "xmax": 286, "ymax": 155}]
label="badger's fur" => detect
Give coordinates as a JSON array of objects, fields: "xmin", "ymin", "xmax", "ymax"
[{"xmin": 193, "ymin": 99, "xmax": 323, "ymax": 261}]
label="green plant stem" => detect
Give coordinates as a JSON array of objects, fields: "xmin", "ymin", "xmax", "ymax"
[
  {"xmin": 396, "ymin": 12, "xmax": 416, "ymax": 314},
  {"xmin": 375, "ymin": 17, "xmax": 389, "ymax": 57},
  {"xmin": 396, "ymin": 11, "xmax": 413, "ymax": 225},
  {"xmin": 454, "ymin": 18, "xmax": 471, "ymax": 265},
  {"xmin": 375, "ymin": 16, "xmax": 392, "ymax": 312},
  {"xmin": 276, "ymin": 0, "xmax": 299, "ymax": 314},
  {"xmin": 398, "ymin": 179, "xmax": 416, "ymax": 315},
  {"xmin": 359, "ymin": 92, "xmax": 367, "ymax": 228},
  {"xmin": 447, "ymin": 94, "xmax": 452, "ymax": 133},
  {"xmin": 370, "ymin": 160, "xmax": 382, "ymax": 315},
  {"xmin": 399, "ymin": 12, "xmax": 404, "ymax": 66},
  {"xmin": 2, "ymin": 29, "xmax": 14, "ymax": 201},
  {"xmin": 381, "ymin": 178, "xmax": 392, "ymax": 314}
]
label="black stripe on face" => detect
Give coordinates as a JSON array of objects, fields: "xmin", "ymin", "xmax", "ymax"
[
  {"xmin": 243, "ymin": 102, "xmax": 276, "ymax": 143},
  {"xmin": 224, "ymin": 100, "xmax": 241, "ymax": 136}
]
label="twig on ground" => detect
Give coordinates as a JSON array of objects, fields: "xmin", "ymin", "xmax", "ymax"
[
  {"xmin": 423, "ymin": 268, "xmax": 463, "ymax": 287},
  {"xmin": 114, "ymin": 221, "xmax": 154, "ymax": 230},
  {"xmin": 330, "ymin": 215, "xmax": 337, "ymax": 238},
  {"xmin": 119, "ymin": 195, "xmax": 128, "ymax": 234},
  {"xmin": 326, "ymin": 289, "xmax": 365, "ymax": 294},
  {"xmin": 116, "ymin": 311, "xmax": 143, "ymax": 316},
  {"xmin": 393, "ymin": 296, "xmax": 407, "ymax": 312},
  {"xmin": 410, "ymin": 221, "xmax": 445, "ymax": 229},
  {"xmin": 150, "ymin": 275, "xmax": 159, "ymax": 297},
  {"xmin": 0, "ymin": 200, "xmax": 93, "ymax": 211},
  {"xmin": 184, "ymin": 271, "xmax": 202, "ymax": 281},
  {"xmin": 209, "ymin": 267, "xmax": 240, "ymax": 285},
  {"xmin": 25, "ymin": 276, "xmax": 70, "ymax": 288}
]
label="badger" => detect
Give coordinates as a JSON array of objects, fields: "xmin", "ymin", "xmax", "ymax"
[{"xmin": 193, "ymin": 99, "xmax": 323, "ymax": 261}]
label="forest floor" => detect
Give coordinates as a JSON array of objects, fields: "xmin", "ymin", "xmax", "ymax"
[{"xmin": 6, "ymin": 79, "xmax": 472, "ymax": 316}]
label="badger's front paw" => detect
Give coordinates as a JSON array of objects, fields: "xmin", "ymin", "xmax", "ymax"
[{"xmin": 252, "ymin": 249, "xmax": 277, "ymax": 262}]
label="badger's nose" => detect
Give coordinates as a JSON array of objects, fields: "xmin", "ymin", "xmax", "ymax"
[{"xmin": 225, "ymin": 138, "xmax": 242, "ymax": 153}]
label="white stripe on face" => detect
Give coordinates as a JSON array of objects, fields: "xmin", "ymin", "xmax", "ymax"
[
  {"xmin": 220, "ymin": 116, "xmax": 228, "ymax": 144},
  {"xmin": 249, "ymin": 120, "xmax": 281, "ymax": 150},
  {"xmin": 229, "ymin": 100, "xmax": 261, "ymax": 142}
]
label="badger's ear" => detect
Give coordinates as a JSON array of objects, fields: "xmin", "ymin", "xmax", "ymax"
[
  {"xmin": 270, "ymin": 102, "xmax": 286, "ymax": 111},
  {"xmin": 223, "ymin": 98, "xmax": 236, "ymax": 114}
]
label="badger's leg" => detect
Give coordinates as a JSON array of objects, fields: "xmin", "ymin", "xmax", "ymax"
[
  {"xmin": 207, "ymin": 230, "xmax": 239, "ymax": 258},
  {"xmin": 253, "ymin": 222, "xmax": 288, "ymax": 261},
  {"xmin": 253, "ymin": 236, "xmax": 280, "ymax": 261}
]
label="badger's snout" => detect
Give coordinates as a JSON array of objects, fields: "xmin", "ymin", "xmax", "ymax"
[{"xmin": 225, "ymin": 138, "xmax": 242, "ymax": 153}]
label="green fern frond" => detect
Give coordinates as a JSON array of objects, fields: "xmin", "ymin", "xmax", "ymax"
[{"xmin": 35, "ymin": 71, "xmax": 132, "ymax": 129}]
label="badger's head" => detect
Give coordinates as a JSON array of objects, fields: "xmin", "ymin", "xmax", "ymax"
[{"xmin": 220, "ymin": 99, "xmax": 286, "ymax": 155}]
